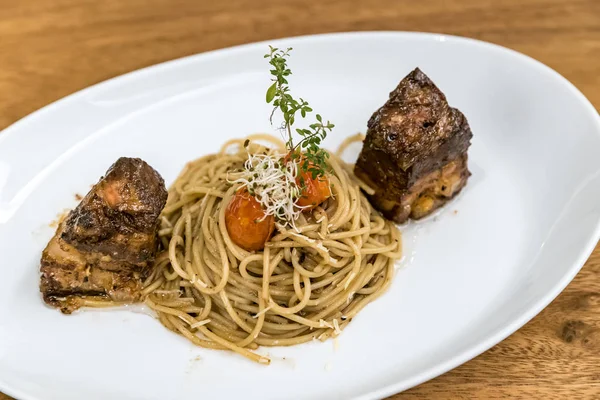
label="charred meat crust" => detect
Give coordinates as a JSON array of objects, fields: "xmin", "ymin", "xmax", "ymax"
[
  {"xmin": 61, "ymin": 157, "xmax": 168, "ymax": 269},
  {"xmin": 354, "ymin": 68, "xmax": 473, "ymax": 222}
]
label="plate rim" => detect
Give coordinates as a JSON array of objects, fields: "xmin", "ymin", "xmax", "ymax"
[{"xmin": 1, "ymin": 31, "xmax": 599, "ymax": 400}]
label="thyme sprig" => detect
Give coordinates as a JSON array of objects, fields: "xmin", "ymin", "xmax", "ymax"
[{"xmin": 264, "ymin": 46, "xmax": 334, "ymax": 179}]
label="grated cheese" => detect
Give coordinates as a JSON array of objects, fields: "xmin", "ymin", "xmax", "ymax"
[
  {"xmin": 253, "ymin": 305, "xmax": 273, "ymax": 318},
  {"xmin": 319, "ymin": 319, "xmax": 334, "ymax": 329},
  {"xmin": 289, "ymin": 231, "xmax": 315, "ymax": 243},
  {"xmin": 333, "ymin": 319, "xmax": 341, "ymax": 335},
  {"xmin": 344, "ymin": 272, "xmax": 357, "ymax": 290},
  {"xmin": 315, "ymin": 241, "xmax": 330, "ymax": 254},
  {"xmin": 259, "ymin": 357, "xmax": 271, "ymax": 365},
  {"xmin": 190, "ymin": 275, "xmax": 207, "ymax": 288},
  {"xmin": 346, "ymin": 292, "xmax": 355, "ymax": 304},
  {"xmin": 190, "ymin": 319, "xmax": 211, "ymax": 329}
]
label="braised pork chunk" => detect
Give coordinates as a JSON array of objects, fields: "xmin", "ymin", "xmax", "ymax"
[
  {"xmin": 40, "ymin": 157, "xmax": 167, "ymax": 313},
  {"xmin": 354, "ymin": 68, "xmax": 472, "ymax": 223}
]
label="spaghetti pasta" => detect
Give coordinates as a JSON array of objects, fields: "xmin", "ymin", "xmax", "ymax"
[{"xmin": 144, "ymin": 134, "xmax": 402, "ymax": 364}]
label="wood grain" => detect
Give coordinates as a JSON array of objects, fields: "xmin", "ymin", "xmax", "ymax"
[{"xmin": 0, "ymin": 0, "xmax": 598, "ymax": 398}]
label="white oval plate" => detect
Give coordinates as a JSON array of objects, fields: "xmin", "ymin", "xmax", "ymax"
[{"xmin": 1, "ymin": 32, "xmax": 599, "ymax": 400}]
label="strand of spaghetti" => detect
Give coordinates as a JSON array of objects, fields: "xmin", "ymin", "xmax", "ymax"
[
  {"xmin": 327, "ymin": 226, "xmax": 370, "ymax": 240},
  {"xmin": 166, "ymin": 314, "xmax": 226, "ymax": 350},
  {"xmin": 269, "ymin": 272, "xmax": 311, "ymax": 315},
  {"xmin": 216, "ymin": 291, "xmax": 255, "ymax": 334},
  {"xmin": 142, "ymin": 276, "xmax": 165, "ymax": 295},
  {"xmin": 81, "ymin": 298, "xmax": 128, "ymax": 308},
  {"xmin": 360, "ymin": 240, "xmax": 399, "ymax": 254},
  {"xmin": 291, "ymin": 252, "xmax": 331, "ymax": 278},
  {"xmin": 197, "ymin": 325, "xmax": 269, "ymax": 364},
  {"xmin": 261, "ymin": 246, "xmax": 271, "ymax": 302},
  {"xmin": 236, "ymin": 293, "xmax": 267, "ymax": 347}
]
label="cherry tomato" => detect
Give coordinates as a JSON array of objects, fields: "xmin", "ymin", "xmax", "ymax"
[
  {"xmin": 225, "ymin": 189, "xmax": 274, "ymax": 251},
  {"xmin": 296, "ymin": 164, "xmax": 331, "ymax": 209}
]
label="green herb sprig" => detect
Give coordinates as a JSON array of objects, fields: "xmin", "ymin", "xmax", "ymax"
[{"xmin": 264, "ymin": 46, "xmax": 334, "ymax": 179}]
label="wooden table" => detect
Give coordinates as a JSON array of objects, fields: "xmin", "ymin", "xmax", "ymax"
[{"xmin": 1, "ymin": 0, "xmax": 599, "ymax": 398}]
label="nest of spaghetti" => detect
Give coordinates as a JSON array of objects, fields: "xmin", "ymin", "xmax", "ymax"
[{"xmin": 143, "ymin": 135, "xmax": 402, "ymax": 364}]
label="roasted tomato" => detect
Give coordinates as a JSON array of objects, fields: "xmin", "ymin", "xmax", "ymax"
[
  {"xmin": 225, "ymin": 189, "xmax": 275, "ymax": 251},
  {"xmin": 296, "ymin": 165, "xmax": 331, "ymax": 209}
]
